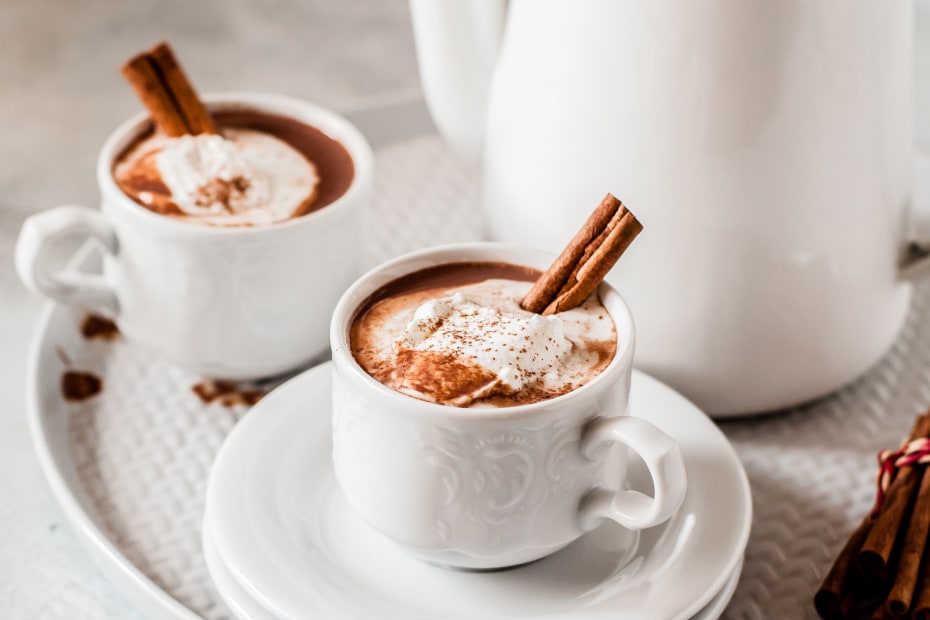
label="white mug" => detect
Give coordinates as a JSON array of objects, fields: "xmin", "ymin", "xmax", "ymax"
[
  {"xmin": 330, "ymin": 243, "xmax": 687, "ymax": 569},
  {"xmin": 16, "ymin": 92, "xmax": 373, "ymax": 379},
  {"xmin": 411, "ymin": 0, "xmax": 930, "ymax": 416}
]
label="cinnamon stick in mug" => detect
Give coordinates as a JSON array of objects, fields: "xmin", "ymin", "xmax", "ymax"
[
  {"xmin": 121, "ymin": 42, "xmax": 216, "ymax": 136},
  {"xmin": 147, "ymin": 43, "xmax": 217, "ymax": 134},
  {"xmin": 521, "ymin": 193, "xmax": 642, "ymax": 315}
]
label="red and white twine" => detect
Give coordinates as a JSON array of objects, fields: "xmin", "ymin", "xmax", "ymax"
[{"xmin": 873, "ymin": 438, "xmax": 930, "ymax": 515}]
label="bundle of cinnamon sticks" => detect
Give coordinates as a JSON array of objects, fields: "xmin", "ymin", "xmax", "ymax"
[{"xmin": 815, "ymin": 412, "xmax": 930, "ymax": 619}]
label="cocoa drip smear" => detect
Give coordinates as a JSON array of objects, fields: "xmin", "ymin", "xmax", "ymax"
[
  {"xmin": 62, "ymin": 371, "xmax": 103, "ymax": 402},
  {"xmin": 354, "ymin": 261, "xmax": 541, "ymax": 315},
  {"xmin": 191, "ymin": 380, "xmax": 266, "ymax": 407},
  {"xmin": 80, "ymin": 314, "xmax": 120, "ymax": 341},
  {"xmin": 351, "ymin": 262, "xmax": 617, "ymax": 408},
  {"xmin": 57, "ymin": 315, "xmax": 118, "ymax": 402}
]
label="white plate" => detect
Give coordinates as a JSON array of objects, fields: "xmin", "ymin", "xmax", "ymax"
[
  {"xmin": 696, "ymin": 559, "xmax": 742, "ymax": 620},
  {"xmin": 206, "ymin": 363, "xmax": 752, "ymax": 620},
  {"xmin": 22, "ymin": 99, "xmax": 483, "ymax": 620},
  {"xmin": 202, "ymin": 522, "xmax": 743, "ymax": 620},
  {"xmin": 203, "ymin": 523, "xmax": 277, "ymax": 620}
]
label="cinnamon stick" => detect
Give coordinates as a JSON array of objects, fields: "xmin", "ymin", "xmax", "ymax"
[
  {"xmin": 521, "ymin": 193, "xmax": 642, "ymax": 315},
  {"xmin": 858, "ymin": 414, "xmax": 930, "ymax": 584},
  {"xmin": 121, "ymin": 52, "xmax": 189, "ymax": 136},
  {"xmin": 815, "ymin": 413, "xmax": 930, "ymax": 619},
  {"xmin": 814, "ymin": 516, "xmax": 876, "ymax": 619},
  {"xmin": 148, "ymin": 43, "xmax": 216, "ymax": 134},
  {"xmin": 885, "ymin": 465, "xmax": 930, "ymax": 617},
  {"xmin": 521, "ymin": 194, "xmax": 620, "ymax": 314},
  {"xmin": 121, "ymin": 42, "xmax": 216, "ymax": 136},
  {"xmin": 873, "ymin": 604, "xmax": 892, "ymax": 620},
  {"xmin": 911, "ymin": 544, "xmax": 930, "ymax": 620},
  {"xmin": 840, "ymin": 588, "xmax": 889, "ymax": 620},
  {"xmin": 545, "ymin": 210, "xmax": 642, "ymax": 314}
]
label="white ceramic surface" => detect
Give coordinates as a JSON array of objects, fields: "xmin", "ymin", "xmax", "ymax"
[
  {"xmin": 26, "ymin": 247, "xmax": 209, "ymax": 620},
  {"xmin": 410, "ymin": 0, "xmax": 930, "ymax": 416},
  {"xmin": 695, "ymin": 560, "xmax": 743, "ymax": 620},
  {"xmin": 203, "ymin": 526, "xmax": 277, "ymax": 620},
  {"xmin": 202, "ymin": 522, "xmax": 744, "ymax": 620},
  {"xmin": 329, "ymin": 242, "xmax": 687, "ymax": 569},
  {"xmin": 15, "ymin": 92, "xmax": 373, "ymax": 380},
  {"xmin": 206, "ymin": 362, "xmax": 751, "ymax": 620}
]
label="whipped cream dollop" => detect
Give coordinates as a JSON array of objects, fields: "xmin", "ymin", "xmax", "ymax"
[
  {"xmin": 351, "ymin": 278, "xmax": 617, "ymax": 408},
  {"xmin": 114, "ymin": 129, "xmax": 318, "ymax": 226},
  {"xmin": 397, "ymin": 293, "xmax": 572, "ymax": 401}
]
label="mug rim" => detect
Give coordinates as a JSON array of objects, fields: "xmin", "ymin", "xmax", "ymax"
[
  {"xmin": 330, "ymin": 241, "xmax": 636, "ymax": 421},
  {"xmin": 95, "ymin": 91, "xmax": 374, "ymax": 237}
]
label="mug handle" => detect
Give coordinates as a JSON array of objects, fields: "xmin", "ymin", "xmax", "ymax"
[
  {"xmin": 15, "ymin": 205, "xmax": 120, "ymax": 315},
  {"xmin": 577, "ymin": 415, "xmax": 687, "ymax": 532}
]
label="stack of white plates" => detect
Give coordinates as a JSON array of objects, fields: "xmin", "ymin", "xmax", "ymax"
[{"xmin": 203, "ymin": 363, "xmax": 752, "ymax": 620}]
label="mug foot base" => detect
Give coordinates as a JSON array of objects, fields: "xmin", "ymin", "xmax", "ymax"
[
  {"xmin": 419, "ymin": 555, "xmax": 546, "ymax": 573},
  {"xmin": 400, "ymin": 540, "xmax": 574, "ymax": 571}
]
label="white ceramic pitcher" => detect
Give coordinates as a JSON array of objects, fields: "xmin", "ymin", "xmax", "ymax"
[{"xmin": 411, "ymin": 0, "xmax": 930, "ymax": 416}]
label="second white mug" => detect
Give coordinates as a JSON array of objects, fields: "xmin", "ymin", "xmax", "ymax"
[{"xmin": 16, "ymin": 92, "xmax": 373, "ymax": 379}]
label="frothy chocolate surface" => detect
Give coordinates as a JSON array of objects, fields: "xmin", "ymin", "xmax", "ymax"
[
  {"xmin": 113, "ymin": 109, "xmax": 354, "ymax": 224},
  {"xmin": 350, "ymin": 262, "xmax": 618, "ymax": 408},
  {"xmin": 355, "ymin": 262, "xmax": 542, "ymax": 315}
]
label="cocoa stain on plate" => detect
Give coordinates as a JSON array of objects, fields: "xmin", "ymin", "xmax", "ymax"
[
  {"xmin": 191, "ymin": 380, "xmax": 266, "ymax": 407},
  {"xmin": 62, "ymin": 371, "xmax": 103, "ymax": 401},
  {"xmin": 81, "ymin": 314, "xmax": 120, "ymax": 341},
  {"xmin": 56, "ymin": 347, "xmax": 73, "ymax": 367}
]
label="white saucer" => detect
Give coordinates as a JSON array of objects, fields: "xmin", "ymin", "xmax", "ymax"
[
  {"xmin": 203, "ymin": 521, "xmax": 744, "ymax": 620},
  {"xmin": 205, "ymin": 363, "xmax": 751, "ymax": 620}
]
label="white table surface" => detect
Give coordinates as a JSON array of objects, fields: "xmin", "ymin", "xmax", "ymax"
[{"xmin": 4, "ymin": 2, "xmax": 930, "ymax": 618}]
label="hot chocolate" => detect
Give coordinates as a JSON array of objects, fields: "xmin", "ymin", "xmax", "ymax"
[
  {"xmin": 114, "ymin": 42, "xmax": 354, "ymax": 227},
  {"xmin": 113, "ymin": 110, "xmax": 354, "ymax": 226},
  {"xmin": 350, "ymin": 262, "xmax": 617, "ymax": 408}
]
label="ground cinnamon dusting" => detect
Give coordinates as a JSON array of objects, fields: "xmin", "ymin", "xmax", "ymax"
[
  {"xmin": 62, "ymin": 371, "xmax": 103, "ymax": 401},
  {"xmin": 194, "ymin": 176, "xmax": 251, "ymax": 211},
  {"xmin": 56, "ymin": 347, "xmax": 72, "ymax": 366},
  {"xmin": 393, "ymin": 350, "xmax": 501, "ymax": 405}
]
